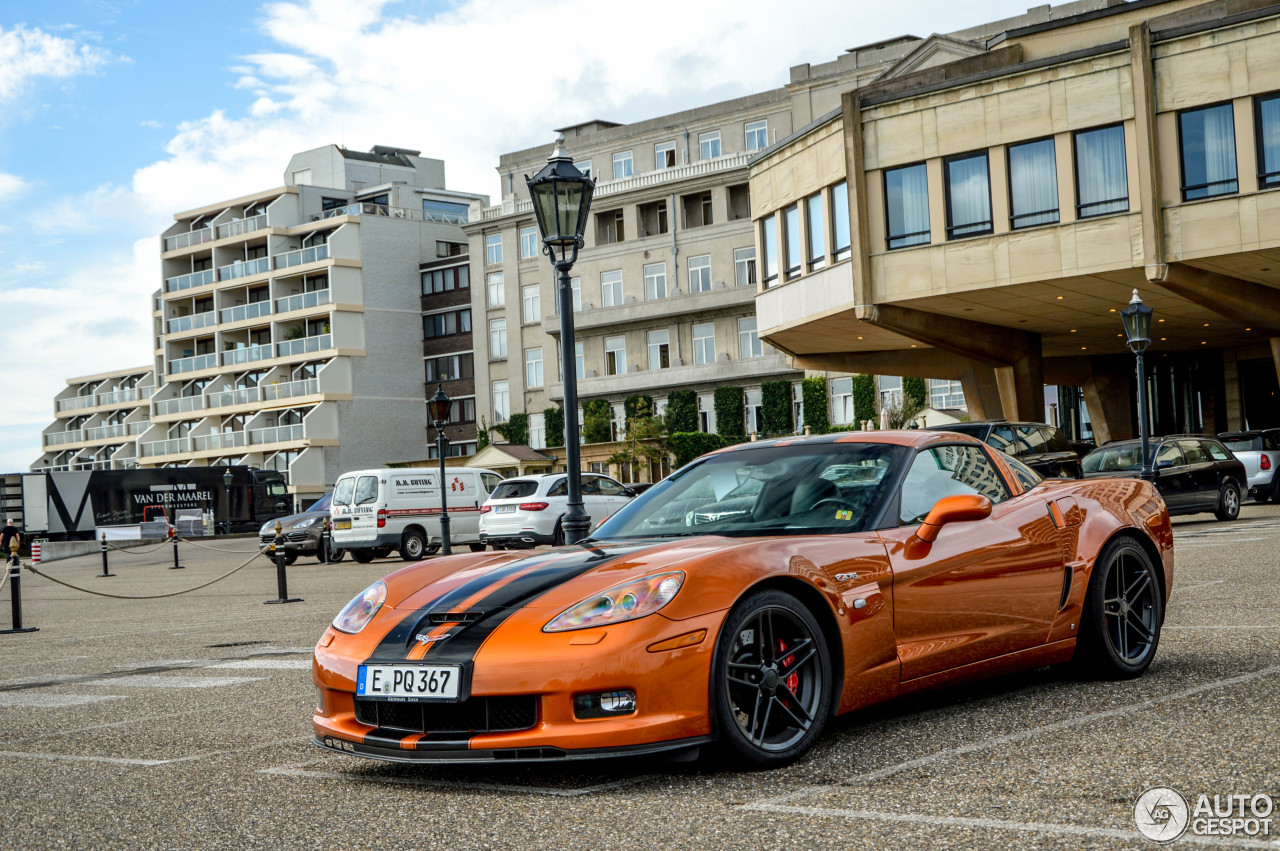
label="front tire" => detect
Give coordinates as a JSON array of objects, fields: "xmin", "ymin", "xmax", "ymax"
[
  {"xmin": 351, "ymin": 548, "xmax": 375, "ymax": 564},
  {"xmin": 711, "ymin": 589, "xmax": 831, "ymax": 768},
  {"xmin": 323, "ymin": 540, "xmax": 344, "ymax": 563},
  {"xmin": 1073, "ymin": 537, "xmax": 1163, "ymax": 679},
  {"xmin": 1215, "ymin": 481, "xmax": 1241, "ymax": 521}
]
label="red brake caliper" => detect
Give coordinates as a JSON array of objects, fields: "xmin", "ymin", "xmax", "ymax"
[{"xmin": 777, "ymin": 639, "xmax": 799, "ymax": 700}]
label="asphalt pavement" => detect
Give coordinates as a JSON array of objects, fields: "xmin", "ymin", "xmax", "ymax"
[{"xmin": 0, "ymin": 508, "xmax": 1277, "ymax": 850}]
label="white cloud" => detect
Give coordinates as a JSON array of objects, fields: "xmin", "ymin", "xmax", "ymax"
[
  {"xmin": 0, "ymin": 172, "xmax": 27, "ymax": 202},
  {"xmin": 0, "ymin": 24, "xmax": 114, "ymax": 102}
]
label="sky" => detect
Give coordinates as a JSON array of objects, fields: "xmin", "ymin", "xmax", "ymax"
[{"xmin": 0, "ymin": 0, "xmax": 1044, "ymax": 471}]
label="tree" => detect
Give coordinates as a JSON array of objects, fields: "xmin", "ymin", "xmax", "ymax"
[
  {"xmin": 761, "ymin": 381, "xmax": 793, "ymax": 436},
  {"xmin": 852, "ymin": 374, "xmax": 876, "ymax": 425},
  {"xmin": 882, "ymin": 393, "xmax": 926, "ymax": 429},
  {"xmin": 665, "ymin": 389, "xmax": 698, "ymax": 434},
  {"xmin": 801, "ymin": 376, "xmax": 830, "ymax": 434},
  {"xmin": 714, "ymin": 386, "xmax": 746, "ymax": 442},
  {"xmin": 582, "ymin": 399, "xmax": 612, "ymax": 444},
  {"xmin": 903, "ymin": 377, "xmax": 927, "ymax": 410},
  {"xmin": 624, "ymin": 395, "xmax": 654, "ymax": 421},
  {"xmin": 544, "ymin": 406, "xmax": 564, "ymax": 448},
  {"xmin": 606, "ymin": 413, "xmax": 669, "ymax": 481}
]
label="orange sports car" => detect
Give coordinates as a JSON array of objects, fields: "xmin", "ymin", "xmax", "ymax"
[{"xmin": 312, "ymin": 430, "xmax": 1173, "ymax": 767}]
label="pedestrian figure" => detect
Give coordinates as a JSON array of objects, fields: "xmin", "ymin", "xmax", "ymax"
[{"xmin": 1, "ymin": 517, "xmax": 20, "ymax": 564}]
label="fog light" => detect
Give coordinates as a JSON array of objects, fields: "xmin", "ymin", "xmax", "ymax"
[{"xmin": 573, "ymin": 690, "xmax": 636, "ymax": 719}]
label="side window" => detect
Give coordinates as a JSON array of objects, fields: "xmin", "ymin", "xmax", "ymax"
[
  {"xmin": 1201, "ymin": 440, "xmax": 1231, "ymax": 462},
  {"xmin": 898, "ymin": 445, "xmax": 1010, "ymax": 525},
  {"xmin": 1017, "ymin": 425, "xmax": 1047, "ymax": 453},
  {"xmin": 580, "ymin": 476, "xmax": 602, "ymax": 495},
  {"xmin": 1043, "ymin": 427, "xmax": 1072, "ymax": 452},
  {"xmin": 596, "ymin": 478, "xmax": 627, "ymax": 496},
  {"xmin": 481, "ymin": 473, "xmax": 503, "ymax": 493},
  {"xmin": 1154, "ymin": 442, "xmax": 1185, "ymax": 469},
  {"xmin": 1178, "ymin": 440, "xmax": 1209, "ymax": 465},
  {"xmin": 1003, "ymin": 455, "xmax": 1043, "ymax": 490},
  {"xmin": 354, "ymin": 475, "xmax": 379, "ymax": 504},
  {"xmin": 547, "ymin": 478, "xmax": 568, "ymax": 497},
  {"xmin": 988, "ymin": 426, "xmax": 1019, "ymax": 455},
  {"xmin": 1265, "ymin": 434, "xmax": 1280, "ymax": 451}
]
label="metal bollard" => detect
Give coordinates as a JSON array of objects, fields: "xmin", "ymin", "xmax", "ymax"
[
  {"xmin": 1, "ymin": 539, "xmax": 38, "ymax": 634},
  {"xmin": 318, "ymin": 518, "xmax": 329, "ymax": 565},
  {"xmin": 100, "ymin": 533, "xmax": 115, "ymax": 578},
  {"xmin": 170, "ymin": 528, "xmax": 185, "ymax": 570},
  {"xmin": 265, "ymin": 520, "xmax": 302, "ymax": 605}
]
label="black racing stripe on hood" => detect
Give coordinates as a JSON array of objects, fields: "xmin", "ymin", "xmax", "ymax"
[{"xmin": 364, "ymin": 542, "xmax": 648, "ymax": 663}]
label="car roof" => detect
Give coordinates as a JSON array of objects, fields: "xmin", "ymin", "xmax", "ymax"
[{"xmin": 713, "ymin": 429, "xmax": 984, "ymax": 455}]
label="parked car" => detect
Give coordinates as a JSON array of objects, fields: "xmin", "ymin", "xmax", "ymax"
[
  {"xmin": 1081, "ymin": 435, "xmax": 1247, "ymax": 520},
  {"xmin": 259, "ymin": 493, "xmax": 343, "ymax": 565},
  {"xmin": 1217, "ymin": 429, "xmax": 1280, "ymax": 503},
  {"xmin": 479, "ymin": 473, "xmax": 636, "ymax": 548},
  {"xmin": 330, "ymin": 467, "xmax": 504, "ymax": 562},
  {"xmin": 926, "ymin": 420, "xmax": 1082, "ymax": 478}
]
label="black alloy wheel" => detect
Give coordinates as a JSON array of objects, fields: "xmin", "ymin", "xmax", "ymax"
[
  {"xmin": 1074, "ymin": 537, "xmax": 1163, "ymax": 679},
  {"xmin": 712, "ymin": 589, "xmax": 831, "ymax": 768},
  {"xmin": 1215, "ymin": 482, "xmax": 1241, "ymax": 521}
]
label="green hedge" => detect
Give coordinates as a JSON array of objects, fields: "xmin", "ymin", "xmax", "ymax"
[
  {"xmin": 853, "ymin": 373, "xmax": 876, "ymax": 424},
  {"xmin": 714, "ymin": 386, "xmax": 745, "ymax": 441},
  {"xmin": 583, "ymin": 398, "xmax": 612, "ymax": 444},
  {"xmin": 761, "ymin": 381, "xmax": 793, "ymax": 436},
  {"xmin": 666, "ymin": 389, "xmax": 698, "ymax": 434},
  {"xmin": 624, "ymin": 395, "xmax": 653, "ymax": 421},
  {"xmin": 903, "ymin": 377, "xmax": 927, "ymax": 409},
  {"xmin": 492, "ymin": 412, "xmax": 529, "ymax": 446},
  {"xmin": 670, "ymin": 431, "xmax": 725, "ymax": 467},
  {"xmin": 544, "ymin": 406, "xmax": 564, "ymax": 448},
  {"xmin": 801, "ymin": 376, "xmax": 830, "ymax": 434}
]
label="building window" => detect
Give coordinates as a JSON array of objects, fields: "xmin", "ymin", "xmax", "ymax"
[
  {"xmin": 745, "ymin": 387, "xmax": 762, "ymax": 435},
  {"xmin": 597, "ymin": 209, "xmax": 624, "ymax": 244},
  {"xmin": 738, "ymin": 317, "xmax": 761, "ymax": 359},
  {"xmin": 422, "ymin": 265, "xmax": 469, "ymax": 294},
  {"xmin": 693, "ymin": 322, "xmax": 715, "ymax": 365},
  {"xmin": 424, "ymin": 352, "xmax": 474, "ymax": 382},
  {"xmin": 520, "ymin": 226, "xmax": 539, "ymax": 259},
  {"xmin": 1256, "ymin": 93, "xmax": 1280, "ymax": 188},
  {"xmin": 605, "ymin": 335, "xmax": 626, "ymax": 376},
  {"xmin": 683, "ymin": 191, "xmax": 713, "ymax": 228},
  {"xmin": 485, "ymin": 234, "xmax": 503, "ymax": 265},
  {"xmin": 443, "ymin": 396, "xmax": 476, "ymax": 424},
  {"xmin": 638, "ymin": 200, "xmax": 668, "ymax": 236},
  {"xmin": 734, "ymin": 247, "xmax": 756, "ymax": 287},
  {"xmin": 761, "ymin": 214, "xmax": 779, "ymax": 285},
  {"xmin": 492, "ymin": 380, "xmax": 509, "ymax": 421},
  {"xmin": 486, "ymin": 271, "xmax": 504, "ymax": 308},
  {"xmin": 647, "ymin": 330, "xmax": 670, "ymax": 370},
  {"xmin": 830, "ymin": 180, "xmax": 851, "ymax": 261},
  {"xmin": 423, "ymin": 308, "xmax": 471, "ymax": 339},
  {"xmin": 783, "ymin": 204, "xmax": 802, "ymax": 279},
  {"xmin": 929, "ymin": 379, "xmax": 965, "ymax": 410},
  {"xmin": 805, "ymin": 193, "xmax": 825, "ymax": 271},
  {"xmin": 528, "ymin": 412, "xmax": 546, "ymax": 450},
  {"xmin": 688, "ymin": 255, "xmax": 711, "ymax": 293},
  {"xmin": 698, "ymin": 393, "xmax": 716, "ymax": 433},
  {"xmin": 575, "ymin": 341, "xmax": 584, "ymax": 379},
  {"xmin": 522, "ymin": 285, "xmax": 541, "ymax": 324},
  {"xmin": 570, "ymin": 277, "xmax": 581, "ymax": 312},
  {"xmin": 829, "ymin": 377, "xmax": 854, "ymax": 425},
  {"xmin": 525, "ymin": 348, "xmax": 544, "ymax": 388},
  {"xmin": 644, "ymin": 263, "xmax": 667, "ymax": 300},
  {"xmin": 601, "ymin": 270, "xmax": 623, "ymax": 308},
  {"xmin": 699, "ymin": 131, "xmax": 721, "ymax": 160},
  {"xmin": 655, "ymin": 141, "xmax": 676, "ymax": 169},
  {"xmin": 879, "ymin": 375, "xmax": 902, "ymax": 408},
  {"xmin": 1007, "ymin": 138, "xmax": 1060, "ymax": 229},
  {"xmin": 745, "ymin": 120, "xmax": 768, "ymax": 152},
  {"xmin": 792, "ymin": 382, "xmax": 804, "ymax": 430},
  {"xmin": 944, "ymin": 152, "xmax": 993, "ymax": 239},
  {"xmin": 885, "ymin": 164, "xmax": 930, "ymax": 249},
  {"xmin": 613, "ymin": 151, "xmax": 633, "ymax": 179},
  {"xmin": 577, "ymin": 160, "xmax": 592, "ymax": 179},
  {"xmin": 488, "ymin": 318, "xmax": 507, "ymax": 358},
  {"xmin": 1074, "ymin": 124, "xmax": 1128, "ymax": 218},
  {"xmin": 1180, "ymin": 102, "xmax": 1238, "ymax": 200}
]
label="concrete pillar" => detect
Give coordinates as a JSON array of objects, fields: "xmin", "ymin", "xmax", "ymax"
[
  {"xmin": 1082, "ymin": 360, "xmax": 1135, "ymax": 445},
  {"xmin": 959, "ymin": 364, "xmax": 1004, "ymax": 421},
  {"xmin": 993, "ymin": 346, "xmax": 1046, "ymax": 422}
]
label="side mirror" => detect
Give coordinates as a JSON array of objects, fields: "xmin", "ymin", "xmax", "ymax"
[
  {"xmin": 915, "ymin": 494, "xmax": 992, "ymax": 543},
  {"xmin": 623, "ymin": 488, "xmax": 636, "ymax": 497}
]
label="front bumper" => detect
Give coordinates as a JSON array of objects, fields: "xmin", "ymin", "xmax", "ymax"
[
  {"xmin": 259, "ymin": 529, "xmax": 322, "ymax": 554},
  {"xmin": 313, "ymin": 733, "xmax": 711, "ymax": 764},
  {"xmin": 479, "ymin": 530, "xmax": 555, "ymax": 548}
]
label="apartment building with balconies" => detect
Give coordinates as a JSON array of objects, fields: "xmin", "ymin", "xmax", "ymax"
[
  {"xmin": 32, "ymin": 366, "xmax": 156, "ymax": 471},
  {"xmin": 136, "ymin": 144, "xmax": 487, "ymax": 500}
]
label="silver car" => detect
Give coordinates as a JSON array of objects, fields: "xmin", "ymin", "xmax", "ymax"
[
  {"xmin": 478, "ymin": 473, "xmax": 635, "ymax": 548},
  {"xmin": 1218, "ymin": 430, "xmax": 1280, "ymax": 502}
]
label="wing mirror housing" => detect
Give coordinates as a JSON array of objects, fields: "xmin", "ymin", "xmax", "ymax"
[{"xmin": 915, "ymin": 494, "xmax": 992, "ymax": 543}]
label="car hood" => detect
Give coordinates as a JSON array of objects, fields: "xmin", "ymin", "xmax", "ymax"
[{"xmin": 266, "ymin": 510, "xmax": 326, "ymax": 532}]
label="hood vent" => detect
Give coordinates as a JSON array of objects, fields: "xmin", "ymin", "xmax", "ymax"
[{"xmin": 428, "ymin": 610, "xmax": 485, "ymax": 625}]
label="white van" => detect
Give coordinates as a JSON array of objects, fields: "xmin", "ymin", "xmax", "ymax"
[{"xmin": 330, "ymin": 467, "xmax": 504, "ymax": 562}]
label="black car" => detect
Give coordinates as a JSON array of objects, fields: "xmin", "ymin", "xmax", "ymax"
[
  {"xmin": 1081, "ymin": 435, "xmax": 1246, "ymax": 520},
  {"xmin": 259, "ymin": 492, "xmax": 342, "ymax": 564},
  {"xmin": 926, "ymin": 420, "xmax": 1082, "ymax": 478}
]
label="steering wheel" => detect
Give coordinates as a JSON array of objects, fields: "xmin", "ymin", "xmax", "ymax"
[{"xmin": 808, "ymin": 498, "xmax": 858, "ymax": 514}]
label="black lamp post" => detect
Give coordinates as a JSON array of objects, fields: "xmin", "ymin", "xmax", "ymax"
[
  {"xmin": 1121, "ymin": 289, "xmax": 1155, "ymax": 481},
  {"xmin": 222, "ymin": 467, "xmax": 233, "ymax": 534},
  {"xmin": 526, "ymin": 133, "xmax": 595, "ymax": 544},
  {"xmin": 428, "ymin": 382, "xmax": 452, "ymax": 555}
]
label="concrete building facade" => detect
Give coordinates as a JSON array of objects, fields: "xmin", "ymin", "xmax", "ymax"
[{"xmin": 33, "ymin": 366, "xmax": 155, "ymax": 471}]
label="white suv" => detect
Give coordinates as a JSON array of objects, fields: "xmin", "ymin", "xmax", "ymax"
[{"xmin": 479, "ymin": 473, "xmax": 635, "ymax": 548}]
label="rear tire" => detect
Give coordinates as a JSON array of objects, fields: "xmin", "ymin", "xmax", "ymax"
[
  {"xmin": 1071, "ymin": 536, "xmax": 1163, "ymax": 679},
  {"xmin": 400, "ymin": 529, "xmax": 427, "ymax": 561},
  {"xmin": 373, "ymin": 547, "xmax": 393, "ymax": 559},
  {"xmin": 351, "ymin": 549, "xmax": 375, "ymax": 564},
  {"xmin": 282, "ymin": 551, "xmax": 298, "ymax": 566},
  {"xmin": 1214, "ymin": 482, "xmax": 1241, "ymax": 521}
]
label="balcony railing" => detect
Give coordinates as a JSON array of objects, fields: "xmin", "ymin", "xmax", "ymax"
[
  {"xmin": 45, "ymin": 430, "xmax": 84, "ymax": 447},
  {"xmin": 167, "ymin": 311, "xmax": 218, "ymax": 335},
  {"xmin": 140, "ymin": 437, "xmax": 193, "ymax": 457},
  {"xmin": 250, "ymin": 424, "xmax": 304, "ymax": 445},
  {"xmin": 155, "ymin": 395, "xmax": 207, "ymax": 416},
  {"xmin": 114, "ymin": 458, "xmax": 140, "ymax": 470},
  {"xmin": 222, "ymin": 343, "xmax": 273, "ymax": 366},
  {"xmin": 274, "ymin": 244, "xmax": 329, "ymax": 269},
  {"xmin": 214, "ymin": 214, "xmax": 267, "ymax": 240},
  {"xmin": 193, "ymin": 431, "xmax": 248, "ymax": 452},
  {"xmin": 276, "ymin": 289, "xmax": 331, "ymax": 313},
  {"xmin": 277, "ymin": 333, "xmax": 331, "ymax": 357},
  {"xmin": 217, "ymin": 257, "xmax": 271, "ymax": 282},
  {"xmin": 163, "ymin": 228, "xmax": 213, "ymax": 252},
  {"xmin": 169, "ymin": 353, "xmax": 218, "ymax": 375},
  {"xmin": 220, "ymin": 301, "xmax": 272, "ymax": 324},
  {"xmin": 95, "ymin": 386, "xmax": 152, "ymax": 406},
  {"xmin": 84, "ymin": 423, "xmax": 128, "ymax": 441},
  {"xmin": 165, "ymin": 268, "xmax": 216, "ymax": 293},
  {"xmin": 56, "ymin": 396, "xmax": 97, "ymax": 413},
  {"xmin": 322, "ymin": 202, "xmax": 465, "ymax": 223},
  {"xmin": 262, "ymin": 378, "xmax": 319, "ymax": 402},
  {"xmin": 128, "ymin": 420, "xmax": 149, "ymax": 435},
  {"xmin": 204, "ymin": 387, "xmax": 261, "ymax": 409}
]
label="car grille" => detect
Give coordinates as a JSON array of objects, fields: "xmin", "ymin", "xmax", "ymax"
[{"xmin": 354, "ymin": 695, "xmax": 538, "ymax": 736}]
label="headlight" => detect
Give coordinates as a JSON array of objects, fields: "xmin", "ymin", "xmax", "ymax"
[
  {"xmin": 294, "ymin": 516, "xmax": 318, "ymax": 529},
  {"xmin": 543, "ymin": 572, "xmax": 684, "ymax": 633},
  {"xmin": 332, "ymin": 580, "xmax": 387, "ymax": 634}
]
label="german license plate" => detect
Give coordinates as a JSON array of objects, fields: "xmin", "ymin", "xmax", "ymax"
[
  {"xmin": 496, "ymin": 505, "xmax": 516, "ymax": 513},
  {"xmin": 334, "ymin": 518, "xmax": 351, "ymax": 529},
  {"xmin": 357, "ymin": 664, "xmax": 460, "ymax": 701}
]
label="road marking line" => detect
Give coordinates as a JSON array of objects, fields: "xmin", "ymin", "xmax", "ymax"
[
  {"xmin": 738, "ymin": 804, "xmax": 1278, "ymax": 849},
  {"xmin": 85, "ymin": 675, "xmax": 259, "ymax": 689},
  {"xmin": 0, "ymin": 693, "xmax": 124, "ymax": 708},
  {"xmin": 0, "ymin": 750, "xmax": 170, "ymax": 767},
  {"xmin": 261, "ymin": 766, "xmax": 658, "ymax": 797},
  {"xmin": 207, "ymin": 659, "xmax": 311, "ymax": 670},
  {"xmin": 1166, "ymin": 625, "xmax": 1280, "ymax": 630}
]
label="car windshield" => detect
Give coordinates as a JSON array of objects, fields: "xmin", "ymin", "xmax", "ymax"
[
  {"xmin": 1083, "ymin": 443, "xmax": 1148, "ymax": 473},
  {"xmin": 333, "ymin": 476, "xmax": 355, "ymax": 506},
  {"xmin": 1221, "ymin": 436, "xmax": 1261, "ymax": 452},
  {"xmin": 310, "ymin": 493, "xmax": 332, "ymax": 513},
  {"xmin": 592, "ymin": 443, "xmax": 903, "ymax": 539},
  {"xmin": 491, "ymin": 480, "xmax": 539, "ymax": 500}
]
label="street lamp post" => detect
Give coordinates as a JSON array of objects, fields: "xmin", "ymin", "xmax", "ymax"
[
  {"xmin": 222, "ymin": 467, "xmax": 233, "ymax": 535},
  {"xmin": 428, "ymin": 383, "xmax": 452, "ymax": 556},
  {"xmin": 526, "ymin": 134, "xmax": 595, "ymax": 544},
  {"xmin": 1121, "ymin": 289, "xmax": 1155, "ymax": 482}
]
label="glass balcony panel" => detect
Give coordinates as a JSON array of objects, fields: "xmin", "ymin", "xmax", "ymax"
[
  {"xmin": 162, "ymin": 228, "xmax": 213, "ymax": 252},
  {"xmin": 168, "ymin": 353, "xmax": 219, "ymax": 374},
  {"xmin": 221, "ymin": 343, "xmax": 274, "ymax": 366},
  {"xmin": 165, "ymin": 268, "xmax": 217, "ymax": 293},
  {"xmin": 276, "ymin": 334, "xmax": 332, "ymax": 357},
  {"xmin": 261, "ymin": 378, "xmax": 319, "ymax": 402},
  {"xmin": 84, "ymin": 424, "xmax": 127, "ymax": 441},
  {"xmin": 166, "ymin": 311, "xmax": 218, "ymax": 335},
  {"xmin": 275, "ymin": 288, "xmax": 331, "ymax": 313},
  {"xmin": 140, "ymin": 437, "xmax": 193, "ymax": 457},
  {"xmin": 45, "ymin": 430, "xmax": 85, "ymax": 446},
  {"xmin": 204, "ymin": 387, "xmax": 262, "ymax": 409},
  {"xmin": 216, "ymin": 257, "xmax": 271, "ymax": 281},
  {"xmin": 155, "ymin": 395, "xmax": 207, "ymax": 415},
  {"xmin": 249, "ymin": 424, "xmax": 304, "ymax": 445},
  {"xmin": 214, "ymin": 214, "xmax": 267, "ymax": 240},
  {"xmin": 273, "ymin": 243, "xmax": 330, "ymax": 270},
  {"xmin": 56, "ymin": 396, "xmax": 98, "ymax": 412},
  {"xmin": 219, "ymin": 301, "xmax": 272, "ymax": 324},
  {"xmin": 193, "ymin": 431, "xmax": 248, "ymax": 452}
]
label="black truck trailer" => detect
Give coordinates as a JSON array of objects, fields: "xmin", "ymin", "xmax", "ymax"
[{"xmin": 0, "ymin": 467, "xmax": 291, "ymax": 539}]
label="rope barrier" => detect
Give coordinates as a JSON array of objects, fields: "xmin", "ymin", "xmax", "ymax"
[
  {"xmin": 175, "ymin": 537, "xmax": 267, "ymax": 555},
  {"xmin": 105, "ymin": 539, "xmax": 172, "ymax": 554},
  {"xmin": 22, "ymin": 546, "xmax": 271, "ymax": 600}
]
